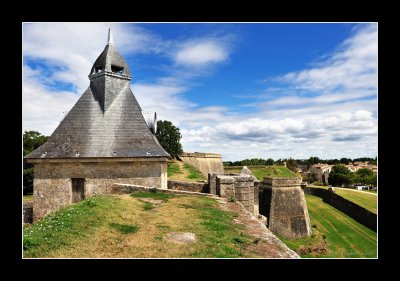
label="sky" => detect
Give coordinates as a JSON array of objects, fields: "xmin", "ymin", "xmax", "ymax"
[{"xmin": 22, "ymin": 22, "xmax": 377, "ymax": 161}]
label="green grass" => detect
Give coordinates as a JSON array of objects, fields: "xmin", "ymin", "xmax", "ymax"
[
  {"xmin": 334, "ymin": 189, "xmax": 377, "ymax": 214},
  {"xmin": 130, "ymin": 192, "xmax": 175, "ymax": 201},
  {"xmin": 23, "ymin": 195, "xmax": 119, "ymax": 258},
  {"xmin": 167, "ymin": 162, "xmax": 181, "ymax": 177},
  {"xmin": 24, "ymin": 193, "xmax": 260, "ymax": 258},
  {"xmin": 167, "ymin": 161, "xmax": 206, "ymax": 182},
  {"xmin": 185, "ymin": 196, "xmax": 254, "ymax": 258},
  {"xmin": 281, "ymin": 194, "xmax": 377, "ymax": 258},
  {"xmin": 224, "ymin": 165, "xmax": 299, "ymax": 180},
  {"xmin": 24, "ymin": 195, "xmax": 33, "ymax": 203},
  {"xmin": 109, "ymin": 223, "xmax": 139, "ymax": 234},
  {"xmin": 183, "ymin": 163, "xmax": 205, "ymax": 180},
  {"xmin": 143, "ymin": 202, "xmax": 154, "ymax": 211}
]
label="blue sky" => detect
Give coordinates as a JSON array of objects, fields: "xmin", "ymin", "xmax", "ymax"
[{"xmin": 23, "ymin": 23, "xmax": 377, "ymax": 161}]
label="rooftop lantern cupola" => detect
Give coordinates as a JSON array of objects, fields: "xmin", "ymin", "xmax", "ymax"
[
  {"xmin": 88, "ymin": 28, "xmax": 132, "ymax": 112},
  {"xmin": 89, "ymin": 28, "xmax": 132, "ymax": 80}
]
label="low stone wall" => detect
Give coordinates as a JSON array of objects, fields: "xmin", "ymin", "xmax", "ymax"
[
  {"xmin": 112, "ymin": 183, "xmax": 217, "ymax": 197},
  {"xmin": 167, "ymin": 180, "xmax": 209, "ymax": 193},
  {"xmin": 23, "ymin": 202, "xmax": 33, "ymax": 224},
  {"xmin": 179, "ymin": 152, "xmax": 224, "ymax": 177},
  {"xmin": 303, "ymin": 187, "xmax": 377, "ymax": 231}
]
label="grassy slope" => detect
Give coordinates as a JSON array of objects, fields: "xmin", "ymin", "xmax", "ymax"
[
  {"xmin": 224, "ymin": 165, "xmax": 299, "ymax": 180},
  {"xmin": 24, "ymin": 193, "xmax": 258, "ymax": 258},
  {"xmin": 334, "ymin": 189, "xmax": 377, "ymax": 214},
  {"xmin": 167, "ymin": 161, "xmax": 206, "ymax": 182},
  {"xmin": 308, "ymin": 186, "xmax": 377, "ymax": 214},
  {"xmin": 281, "ymin": 194, "xmax": 377, "ymax": 258}
]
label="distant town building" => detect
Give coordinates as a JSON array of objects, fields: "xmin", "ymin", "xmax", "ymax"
[{"xmin": 309, "ymin": 164, "xmax": 333, "ymax": 185}]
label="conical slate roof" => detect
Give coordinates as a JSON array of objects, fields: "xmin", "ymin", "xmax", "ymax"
[{"xmin": 25, "ymin": 30, "xmax": 170, "ymax": 159}]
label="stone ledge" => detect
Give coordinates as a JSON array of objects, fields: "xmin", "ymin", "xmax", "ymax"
[
  {"xmin": 263, "ymin": 177, "xmax": 302, "ymax": 187},
  {"xmin": 112, "ymin": 183, "xmax": 218, "ymax": 197}
]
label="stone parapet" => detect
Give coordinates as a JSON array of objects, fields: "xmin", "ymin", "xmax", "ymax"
[
  {"xmin": 263, "ymin": 177, "xmax": 302, "ymax": 187},
  {"xmin": 179, "ymin": 152, "xmax": 224, "ymax": 177}
]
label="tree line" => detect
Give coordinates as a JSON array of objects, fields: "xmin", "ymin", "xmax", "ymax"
[
  {"xmin": 224, "ymin": 156, "xmax": 377, "ymax": 167},
  {"xmin": 328, "ymin": 165, "xmax": 377, "ymax": 187}
]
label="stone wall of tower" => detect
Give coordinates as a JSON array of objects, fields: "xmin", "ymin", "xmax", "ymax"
[
  {"xmin": 32, "ymin": 160, "xmax": 167, "ymax": 221},
  {"xmin": 261, "ymin": 177, "xmax": 311, "ymax": 239}
]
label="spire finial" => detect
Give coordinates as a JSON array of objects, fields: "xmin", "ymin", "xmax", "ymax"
[{"xmin": 107, "ymin": 28, "xmax": 114, "ymax": 45}]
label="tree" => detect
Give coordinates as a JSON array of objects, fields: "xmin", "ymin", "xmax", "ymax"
[
  {"xmin": 23, "ymin": 131, "xmax": 48, "ymax": 194},
  {"xmin": 366, "ymin": 174, "xmax": 377, "ymax": 187},
  {"xmin": 340, "ymin": 157, "xmax": 352, "ymax": 164},
  {"xmin": 155, "ymin": 120, "xmax": 183, "ymax": 159},
  {"xmin": 307, "ymin": 157, "xmax": 321, "ymax": 165},
  {"xmin": 286, "ymin": 158, "xmax": 298, "ymax": 173},
  {"xmin": 329, "ymin": 164, "xmax": 353, "ymax": 187},
  {"xmin": 356, "ymin": 168, "xmax": 374, "ymax": 185},
  {"xmin": 24, "ymin": 130, "xmax": 48, "ymax": 156}
]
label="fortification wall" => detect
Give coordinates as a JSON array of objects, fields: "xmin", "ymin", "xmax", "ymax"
[
  {"xmin": 32, "ymin": 160, "xmax": 167, "ymax": 220},
  {"xmin": 303, "ymin": 187, "xmax": 377, "ymax": 231},
  {"xmin": 179, "ymin": 152, "xmax": 224, "ymax": 177}
]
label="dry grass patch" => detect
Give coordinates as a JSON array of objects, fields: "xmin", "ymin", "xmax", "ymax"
[{"xmin": 26, "ymin": 192, "xmax": 260, "ymax": 258}]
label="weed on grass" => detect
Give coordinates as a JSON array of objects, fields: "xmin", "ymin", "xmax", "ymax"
[
  {"xmin": 143, "ymin": 202, "xmax": 154, "ymax": 211},
  {"xmin": 155, "ymin": 223, "xmax": 170, "ymax": 230},
  {"xmin": 183, "ymin": 163, "xmax": 205, "ymax": 180},
  {"xmin": 109, "ymin": 223, "xmax": 139, "ymax": 234},
  {"xmin": 131, "ymin": 192, "xmax": 175, "ymax": 201}
]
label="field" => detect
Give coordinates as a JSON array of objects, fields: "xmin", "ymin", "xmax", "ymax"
[
  {"xmin": 23, "ymin": 193, "xmax": 276, "ymax": 258},
  {"xmin": 280, "ymin": 194, "xmax": 377, "ymax": 258},
  {"xmin": 167, "ymin": 161, "xmax": 206, "ymax": 182},
  {"xmin": 224, "ymin": 165, "xmax": 299, "ymax": 180}
]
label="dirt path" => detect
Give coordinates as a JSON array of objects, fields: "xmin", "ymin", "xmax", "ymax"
[{"xmin": 216, "ymin": 197, "xmax": 299, "ymax": 258}]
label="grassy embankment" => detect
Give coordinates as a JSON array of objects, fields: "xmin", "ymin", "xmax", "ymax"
[
  {"xmin": 280, "ymin": 194, "xmax": 377, "ymax": 258},
  {"xmin": 224, "ymin": 165, "xmax": 300, "ymax": 180},
  {"xmin": 308, "ymin": 185, "xmax": 377, "ymax": 214},
  {"xmin": 24, "ymin": 193, "xmax": 266, "ymax": 258},
  {"xmin": 167, "ymin": 161, "xmax": 206, "ymax": 182}
]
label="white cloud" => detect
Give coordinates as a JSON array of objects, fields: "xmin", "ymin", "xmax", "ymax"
[
  {"xmin": 174, "ymin": 40, "xmax": 229, "ymax": 66},
  {"xmin": 23, "ymin": 65, "xmax": 79, "ymax": 135},
  {"xmin": 278, "ymin": 24, "xmax": 377, "ymax": 93},
  {"xmin": 23, "ymin": 23, "xmax": 162, "ymax": 93}
]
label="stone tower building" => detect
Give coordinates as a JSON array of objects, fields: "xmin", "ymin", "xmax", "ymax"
[{"xmin": 25, "ymin": 29, "xmax": 170, "ymax": 220}]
